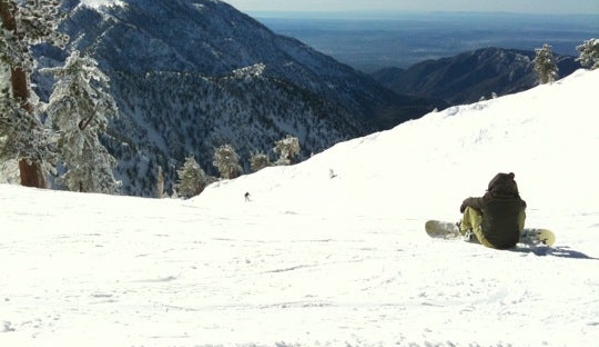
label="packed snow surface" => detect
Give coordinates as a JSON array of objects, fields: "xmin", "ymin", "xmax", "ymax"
[{"xmin": 2, "ymin": 70, "xmax": 599, "ymax": 346}]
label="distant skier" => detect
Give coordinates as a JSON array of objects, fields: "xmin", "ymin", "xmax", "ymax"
[
  {"xmin": 244, "ymin": 192, "xmax": 251, "ymax": 202},
  {"xmin": 458, "ymin": 172, "xmax": 527, "ymax": 249}
]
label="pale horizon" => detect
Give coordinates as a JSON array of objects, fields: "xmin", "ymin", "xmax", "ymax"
[
  {"xmin": 222, "ymin": 0, "xmax": 599, "ymax": 15},
  {"xmin": 79, "ymin": 0, "xmax": 599, "ymax": 15}
]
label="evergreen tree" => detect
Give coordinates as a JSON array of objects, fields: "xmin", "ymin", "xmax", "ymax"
[
  {"xmin": 213, "ymin": 144, "xmax": 242, "ymax": 179},
  {"xmin": 576, "ymin": 38, "xmax": 599, "ymax": 70},
  {"xmin": 249, "ymin": 151, "xmax": 270, "ymax": 173},
  {"xmin": 175, "ymin": 156, "xmax": 206, "ymax": 198},
  {"xmin": 0, "ymin": 0, "xmax": 68, "ymax": 188},
  {"xmin": 273, "ymin": 135, "xmax": 300, "ymax": 165},
  {"xmin": 0, "ymin": 87, "xmax": 53, "ymax": 167},
  {"xmin": 533, "ymin": 44, "xmax": 558, "ymax": 85},
  {"xmin": 43, "ymin": 50, "xmax": 120, "ymax": 194}
]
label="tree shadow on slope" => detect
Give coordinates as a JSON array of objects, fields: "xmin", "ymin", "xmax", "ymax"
[{"xmin": 511, "ymin": 246, "xmax": 599, "ymax": 260}]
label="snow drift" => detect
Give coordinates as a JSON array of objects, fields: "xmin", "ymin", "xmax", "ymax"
[{"xmin": 1, "ymin": 69, "xmax": 598, "ymax": 346}]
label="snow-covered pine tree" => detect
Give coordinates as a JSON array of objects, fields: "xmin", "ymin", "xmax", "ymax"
[
  {"xmin": 576, "ymin": 38, "xmax": 599, "ymax": 70},
  {"xmin": 43, "ymin": 50, "xmax": 120, "ymax": 194},
  {"xmin": 0, "ymin": 0, "xmax": 68, "ymax": 188},
  {"xmin": 213, "ymin": 144, "xmax": 242, "ymax": 179},
  {"xmin": 175, "ymin": 156, "xmax": 206, "ymax": 198},
  {"xmin": 249, "ymin": 151, "xmax": 270, "ymax": 172},
  {"xmin": 533, "ymin": 44, "xmax": 558, "ymax": 85},
  {"xmin": 273, "ymin": 135, "xmax": 300, "ymax": 165},
  {"xmin": 0, "ymin": 87, "xmax": 53, "ymax": 164}
]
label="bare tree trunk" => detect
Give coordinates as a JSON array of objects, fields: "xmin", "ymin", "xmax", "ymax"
[
  {"xmin": 1, "ymin": 0, "xmax": 47, "ymax": 188},
  {"xmin": 18, "ymin": 159, "xmax": 46, "ymax": 187},
  {"xmin": 156, "ymin": 165, "xmax": 164, "ymax": 198}
]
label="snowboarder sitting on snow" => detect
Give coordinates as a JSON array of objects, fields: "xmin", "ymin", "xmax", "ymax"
[{"xmin": 458, "ymin": 172, "xmax": 526, "ymax": 250}]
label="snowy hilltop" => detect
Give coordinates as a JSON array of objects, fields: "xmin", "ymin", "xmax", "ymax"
[{"xmin": 1, "ymin": 69, "xmax": 598, "ymax": 346}]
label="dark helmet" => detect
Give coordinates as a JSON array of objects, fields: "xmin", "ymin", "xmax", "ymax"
[{"xmin": 487, "ymin": 172, "xmax": 519, "ymax": 197}]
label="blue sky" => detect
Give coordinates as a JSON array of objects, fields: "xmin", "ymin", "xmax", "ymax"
[{"xmin": 222, "ymin": 0, "xmax": 599, "ymax": 15}]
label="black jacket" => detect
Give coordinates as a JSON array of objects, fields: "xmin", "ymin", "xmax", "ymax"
[{"xmin": 460, "ymin": 173, "xmax": 527, "ymax": 249}]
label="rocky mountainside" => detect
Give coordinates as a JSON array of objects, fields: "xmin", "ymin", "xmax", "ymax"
[
  {"xmin": 32, "ymin": 0, "xmax": 443, "ymax": 196},
  {"xmin": 371, "ymin": 47, "xmax": 581, "ymax": 105}
]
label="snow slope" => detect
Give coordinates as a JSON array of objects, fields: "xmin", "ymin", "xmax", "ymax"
[{"xmin": 1, "ymin": 69, "xmax": 599, "ymax": 346}]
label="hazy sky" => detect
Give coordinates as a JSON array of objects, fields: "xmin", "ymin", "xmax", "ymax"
[{"xmin": 222, "ymin": 0, "xmax": 599, "ymax": 15}]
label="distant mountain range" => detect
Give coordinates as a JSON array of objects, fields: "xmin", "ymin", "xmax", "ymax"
[
  {"xmin": 371, "ymin": 47, "xmax": 582, "ymax": 105},
  {"xmin": 33, "ymin": 0, "xmax": 443, "ymax": 196}
]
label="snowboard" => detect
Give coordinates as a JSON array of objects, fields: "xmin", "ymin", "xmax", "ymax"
[{"xmin": 425, "ymin": 220, "xmax": 556, "ymax": 247}]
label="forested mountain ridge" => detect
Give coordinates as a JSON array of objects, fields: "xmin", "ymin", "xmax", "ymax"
[
  {"xmin": 372, "ymin": 47, "xmax": 581, "ymax": 105},
  {"xmin": 32, "ymin": 0, "xmax": 443, "ymax": 196}
]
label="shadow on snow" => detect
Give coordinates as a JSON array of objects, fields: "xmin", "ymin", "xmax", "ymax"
[{"xmin": 511, "ymin": 246, "xmax": 599, "ymax": 260}]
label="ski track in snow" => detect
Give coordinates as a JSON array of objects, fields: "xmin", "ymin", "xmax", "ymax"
[{"xmin": 2, "ymin": 70, "xmax": 599, "ymax": 346}]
